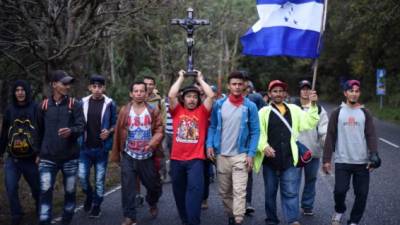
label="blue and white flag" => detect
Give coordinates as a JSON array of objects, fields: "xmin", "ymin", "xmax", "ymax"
[{"xmin": 240, "ymin": 0, "xmax": 325, "ymax": 58}]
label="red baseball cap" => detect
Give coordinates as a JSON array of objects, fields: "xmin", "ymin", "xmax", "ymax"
[{"xmin": 268, "ymin": 80, "xmax": 288, "ymax": 91}]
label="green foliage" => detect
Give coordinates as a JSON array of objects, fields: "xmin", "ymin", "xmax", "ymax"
[{"xmin": 366, "ymin": 101, "xmax": 400, "ymax": 124}]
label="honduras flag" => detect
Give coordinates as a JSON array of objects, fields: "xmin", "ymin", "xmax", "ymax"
[{"xmin": 241, "ymin": 0, "xmax": 325, "ymax": 58}]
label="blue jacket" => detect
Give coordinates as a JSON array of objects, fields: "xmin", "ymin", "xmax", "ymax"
[
  {"xmin": 206, "ymin": 97, "xmax": 260, "ymax": 157},
  {"xmin": 80, "ymin": 95, "xmax": 117, "ymax": 151}
]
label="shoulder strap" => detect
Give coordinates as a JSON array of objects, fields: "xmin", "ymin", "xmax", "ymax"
[
  {"xmin": 68, "ymin": 97, "xmax": 75, "ymax": 110},
  {"xmin": 270, "ymin": 106, "xmax": 293, "ymax": 134},
  {"xmin": 41, "ymin": 99, "xmax": 49, "ymax": 111}
]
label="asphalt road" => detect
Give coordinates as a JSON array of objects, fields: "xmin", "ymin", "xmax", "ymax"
[{"xmin": 66, "ymin": 102, "xmax": 400, "ymax": 225}]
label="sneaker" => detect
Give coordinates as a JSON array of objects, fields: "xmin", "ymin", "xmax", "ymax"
[
  {"xmin": 83, "ymin": 197, "xmax": 92, "ymax": 212},
  {"xmin": 331, "ymin": 212, "xmax": 342, "ymax": 225},
  {"xmin": 234, "ymin": 216, "xmax": 244, "ymax": 225},
  {"xmin": 89, "ymin": 206, "xmax": 101, "ymax": 218},
  {"xmin": 245, "ymin": 202, "xmax": 255, "ymax": 215},
  {"xmin": 121, "ymin": 217, "xmax": 137, "ymax": 225},
  {"xmin": 201, "ymin": 200, "xmax": 209, "ymax": 210},
  {"xmin": 135, "ymin": 194, "xmax": 144, "ymax": 208},
  {"xmin": 149, "ymin": 205, "xmax": 158, "ymax": 218},
  {"xmin": 302, "ymin": 208, "xmax": 314, "ymax": 216}
]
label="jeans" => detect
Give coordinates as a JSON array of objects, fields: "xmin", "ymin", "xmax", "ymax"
[
  {"xmin": 161, "ymin": 133, "xmax": 173, "ymax": 180},
  {"xmin": 246, "ymin": 170, "xmax": 253, "ymax": 203},
  {"xmin": 78, "ymin": 146, "xmax": 109, "ymax": 207},
  {"xmin": 4, "ymin": 157, "xmax": 40, "ymax": 224},
  {"xmin": 203, "ymin": 160, "xmax": 211, "ymax": 201},
  {"xmin": 38, "ymin": 159, "xmax": 78, "ymax": 225},
  {"xmin": 121, "ymin": 152, "xmax": 162, "ymax": 220},
  {"xmin": 263, "ymin": 165, "xmax": 301, "ymax": 224},
  {"xmin": 334, "ymin": 163, "xmax": 370, "ymax": 224},
  {"xmin": 171, "ymin": 159, "xmax": 204, "ymax": 225},
  {"xmin": 300, "ymin": 158, "xmax": 320, "ymax": 210}
]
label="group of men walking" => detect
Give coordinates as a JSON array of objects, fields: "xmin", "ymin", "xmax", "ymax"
[{"xmin": 0, "ymin": 69, "xmax": 380, "ymax": 225}]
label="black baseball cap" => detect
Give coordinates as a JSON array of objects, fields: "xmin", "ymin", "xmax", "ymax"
[
  {"xmin": 298, "ymin": 80, "xmax": 312, "ymax": 89},
  {"xmin": 50, "ymin": 70, "xmax": 74, "ymax": 84},
  {"xmin": 89, "ymin": 74, "xmax": 105, "ymax": 85}
]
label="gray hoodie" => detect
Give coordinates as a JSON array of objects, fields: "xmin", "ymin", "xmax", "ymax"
[{"xmin": 297, "ymin": 104, "xmax": 328, "ymax": 158}]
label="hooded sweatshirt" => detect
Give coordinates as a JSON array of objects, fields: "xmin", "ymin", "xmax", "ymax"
[
  {"xmin": 0, "ymin": 80, "xmax": 38, "ymax": 158},
  {"xmin": 323, "ymin": 103, "xmax": 378, "ymax": 164}
]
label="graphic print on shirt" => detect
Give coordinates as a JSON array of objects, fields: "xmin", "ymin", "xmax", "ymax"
[
  {"xmin": 125, "ymin": 108, "xmax": 152, "ymax": 159},
  {"xmin": 176, "ymin": 115, "xmax": 199, "ymax": 144},
  {"xmin": 343, "ymin": 116, "xmax": 360, "ymax": 128}
]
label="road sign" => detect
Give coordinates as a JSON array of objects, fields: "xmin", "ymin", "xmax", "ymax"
[{"xmin": 376, "ymin": 68, "xmax": 386, "ymax": 96}]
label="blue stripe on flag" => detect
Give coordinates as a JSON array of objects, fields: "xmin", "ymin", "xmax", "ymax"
[
  {"xmin": 257, "ymin": 0, "xmax": 324, "ymax": 4},
  {"xmin": 240, "ymin": 26, "xmax": 320, "ymax": 58}
]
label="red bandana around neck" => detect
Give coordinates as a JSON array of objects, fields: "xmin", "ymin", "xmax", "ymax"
[{"xmin": 228, "ymin": 94, "xmax": 244, "ymax": 107}]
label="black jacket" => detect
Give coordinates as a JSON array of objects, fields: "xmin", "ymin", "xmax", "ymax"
[
  {"xmin": 37, "ymin": 95, "xmax": 85, "ymax": 162},
  {"xmin": 0, "ymin": 80, "xmax": 38, "ymax": 159},
  {"xmin": 263, "ymin": 104, "xmax": 293, "ymax": 171}
]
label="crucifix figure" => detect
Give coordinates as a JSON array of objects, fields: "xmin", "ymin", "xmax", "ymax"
[{"xmin": 171, "ymin": 7, "xmax": 210, "ymax": 76}]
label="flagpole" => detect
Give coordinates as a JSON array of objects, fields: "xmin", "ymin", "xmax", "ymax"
[{"xmin": 312, "ymin": 0, "xmax": 328, "ymax": 90}]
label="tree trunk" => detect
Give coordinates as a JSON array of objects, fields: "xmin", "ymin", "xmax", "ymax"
[{"xmin": 109, "ymin": 39, "xmax": 116, "ymax": 84}]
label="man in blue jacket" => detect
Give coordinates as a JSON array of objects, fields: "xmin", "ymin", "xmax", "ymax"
[
  {"xmin": 78, "ymin": 74, "xmax": 117, "ymax": 218},
  {"xmin": 207, "ymin": 71, "xmax": 260, "ymax": 225}
]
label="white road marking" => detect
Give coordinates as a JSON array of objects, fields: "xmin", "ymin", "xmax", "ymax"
[
  {"xmin": 53, "ymin": 185, "xmax": 122, "ymax": 223},
  {"xmin": 379, "ymin": 137, "xmax": 400, "ymax": 148}
]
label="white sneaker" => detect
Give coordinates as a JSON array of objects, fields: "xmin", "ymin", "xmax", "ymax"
[{"xmin": 331, "ymin": 212, "xmax": 343, "ymax": 225}]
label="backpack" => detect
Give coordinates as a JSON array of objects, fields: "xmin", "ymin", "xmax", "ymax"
[{"xmin": 7, "ymin": 118, "xmax": 36, "ymax": 158}]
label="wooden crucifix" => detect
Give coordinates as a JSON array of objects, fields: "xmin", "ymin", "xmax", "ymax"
[{"xmin": 171, "ymin": 7, "xmax": 210, "ymax": 76}]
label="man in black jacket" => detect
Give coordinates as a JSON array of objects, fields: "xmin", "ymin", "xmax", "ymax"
[
  {"xmin": 36, "ymin": 70, "xmax": 85, "ymax": 225},
  {"xmin": 0, "ymin": 80, "xmax": 40, "ymax": 225}
]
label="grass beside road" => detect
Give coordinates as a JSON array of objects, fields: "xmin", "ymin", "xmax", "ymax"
[
  {"xmin": 366, "ymin": 102, "xmax": 400, "ymax": 124},
  {"xmin": 0, "ymin": 159, "xmax": 121, "ymax": 225}
]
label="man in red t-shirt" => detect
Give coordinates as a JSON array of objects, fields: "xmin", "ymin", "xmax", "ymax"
[{"xmin": 168, "ymin": 69, "xmax": 214, "ymax": 225}]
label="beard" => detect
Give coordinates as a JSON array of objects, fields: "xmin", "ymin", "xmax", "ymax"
[{"xmin": 349, "ymin": 100, "xmax": 357, "ymax": 105}]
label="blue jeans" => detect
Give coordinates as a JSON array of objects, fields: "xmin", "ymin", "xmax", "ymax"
[
  {"xmin": 171, "ymin": 159, "xmax": 204, "ymax": 225},
  {"xmin": 38, "ymin": 159, "xmax": 78, "ymax": 225},
  {"xmin": 263, "ymin": 165, "xmax": 301, "ymax": 224},
  {"xmin": 300, "ymin": 158, "xmax": 320, "ymax": 210},
  {"xmin": 78, "ymin": 146, "xmax": 109, "ymax": 207},
  {"xmin": 4, "ymin": 157, "xmax": 40, "ymax": 224}
]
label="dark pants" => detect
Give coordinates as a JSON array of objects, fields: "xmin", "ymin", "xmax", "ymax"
[
  {"xmin": 300, "ymin": 158, "xmax": 320, "ymax": 210},
  {"xmin": 38, "ymin": 159, "xmax": 79, "ymax": 225},
  {"xmin": 246, "ymin": 170, "xmax": 253, "ymax": 203},
  {"xmin": 334, "ymin": 163, "xmax": 370, "ymax": 224},
  {"xmin": 171, "ymin": 159, "xmax": 204, "ymax": 225},
  {"xmin": 203, "ymin": 160, "xmax": 211, "ymax": 201},
  {"xmin": 121, "ymin": 152, "xmax": 162, "ymax": 220},
  {"xmin": 4, "ymin": 157, "xmax": 40, "ymax": 224},
  {"xmin": 78, "ymin": 146, "xmax": 109, "ymax": 207},
  {"xmin": 263, "ymin": 165, "xmax": 301, "ymax": 224}
]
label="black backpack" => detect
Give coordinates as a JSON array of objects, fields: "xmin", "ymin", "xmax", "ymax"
[{"xmin": 7, "ymin": 118, "xmax": 36, "ymax": 158}]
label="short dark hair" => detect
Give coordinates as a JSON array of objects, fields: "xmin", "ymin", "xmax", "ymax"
[
  {"xmin": 227, "ymin": 71, "xmax": 245, "ymax": 83},
  {"xmin": 143, "ymin": 76, "xmax": 156, "ymax": 84},
  {"xmin": 130, "ymin": 81, "xmax": 147, "ymax": 92}
]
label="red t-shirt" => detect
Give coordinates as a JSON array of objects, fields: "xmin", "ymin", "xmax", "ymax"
[{"xmin": 170, "ymin": 104, "xmax": 210, "ymax": 160}]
